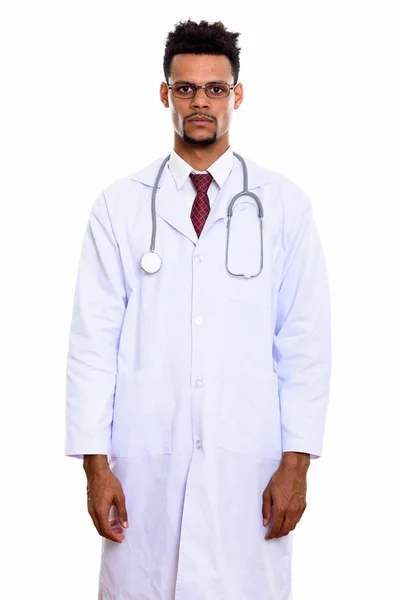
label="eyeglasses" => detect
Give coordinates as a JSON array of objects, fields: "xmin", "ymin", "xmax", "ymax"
[{"xmin": 167, "ymin": 81, "xmax": 238, "ymax": 99}]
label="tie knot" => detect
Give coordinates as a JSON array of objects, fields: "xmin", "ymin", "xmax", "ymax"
[{"xmin": 189, "ymin": 172, "xmax": 213, "ymax": 194}]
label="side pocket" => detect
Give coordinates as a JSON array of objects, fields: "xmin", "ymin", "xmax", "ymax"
[
  {"xmin": 216, "ymin": 371, "xmax": 282, "ymax": 460},
  {"xmin": 111, "ymin": 368, "xmax": 174, "ymax": 457}
]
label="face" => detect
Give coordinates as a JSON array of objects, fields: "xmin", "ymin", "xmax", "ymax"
[{"xmin": 160, "ymin": 54, "xmax": 243, "ymax": 147}]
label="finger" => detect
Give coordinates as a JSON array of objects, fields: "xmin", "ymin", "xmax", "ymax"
[
  {"xmin": 114, "ymin": 492, "xmax": 129, "ymax": 529},
  {"xmin": 275, "ymin": 516, "xmax": 295, "ymax": 538},
  {"xmin": 87, "ymin": 501, "xmax": 102, "ymax": 536},
  {"xmin": 262, "ymin": 489, "xmax": 273, "ymax": 526},
  {"xmin": 265, "ymin": 506, "xmax": 285, "ymax": 540},
  {"xmin": 97, "ymin": 511, "xmax": 125, "ymax": 543},
  {"xmin": 109, "ymin": 519, "xmax": 123, "ymax": 534},
  {"xmin": 276, "ymin": 503, "xmax": 305, "ymax": 537},
  {"xmin": 111, "ymin": 526, "xmax": 123, "ymax": 534}
]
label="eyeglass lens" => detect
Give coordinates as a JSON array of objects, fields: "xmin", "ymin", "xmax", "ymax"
[{"xmin": 171, "ymin": 83, "xmax": 231, "ymax": 98}]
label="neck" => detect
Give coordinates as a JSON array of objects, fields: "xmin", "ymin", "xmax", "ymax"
[{"xmin": 173, "ymin": 134, "xmax": 230, "ymax": 171}]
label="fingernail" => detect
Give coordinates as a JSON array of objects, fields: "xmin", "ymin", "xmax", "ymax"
[
  {"xmin": 263, "ymin": 518, "xmax": 267, "ymax": 526},
  {"xmin": 123, "ymin": 521, "xmax": 129, "ymax": 528}
]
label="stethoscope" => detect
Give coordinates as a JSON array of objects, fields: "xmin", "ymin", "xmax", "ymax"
[{"xmin": 140, "ymin": 152, "xmax": 264, "ymax": 279}]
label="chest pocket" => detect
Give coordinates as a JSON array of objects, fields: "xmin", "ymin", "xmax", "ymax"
[
  {"xmin": 225, "ymin": 270, "xmax": 271, "ymax": 308},
  {"xmin": 111, "ymin": 368, "xmax": 174, "ymax": 457},
  {"xmin": 217, "ymin": 370, "xmax": 282, "ymax": 460}
]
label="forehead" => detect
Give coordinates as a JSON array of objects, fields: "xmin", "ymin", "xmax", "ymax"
[{"xmin": 169, "ymin": 54, "xmax": 233, "ymax": 83}]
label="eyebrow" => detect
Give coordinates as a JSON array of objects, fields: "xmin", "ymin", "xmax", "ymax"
[{"xmin": 172, "ymin": 80, "xmax": 229, "ymax": 85}]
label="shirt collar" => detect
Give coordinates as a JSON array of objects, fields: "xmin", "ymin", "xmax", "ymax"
[{"xmin": 168, "ymin": 146, "xmax": 234, "ymax": 191}]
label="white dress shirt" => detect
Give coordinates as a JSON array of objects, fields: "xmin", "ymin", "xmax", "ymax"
[{"xmin": 167, "ymin": 146, "xmax": 234, "ymax": 215}]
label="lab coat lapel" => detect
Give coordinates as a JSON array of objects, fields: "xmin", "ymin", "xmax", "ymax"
[
  {"xmin": 131, "ymin": 156, "xmax": 198, "ymax": 245},
  {"xmin": 130, "ymin": 154, "xmax": 272, "ymax": 245}
]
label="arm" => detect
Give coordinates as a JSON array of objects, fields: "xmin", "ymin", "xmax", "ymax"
[
  {"xmin": 273, "ymin": 193, "xmax": 331, "ymax": 459},
  {"xmin": 65, "ymin": 192, "xmax": 129, "ymax": 541},
  {"xmin": 263, "ymin": 187, "xmax": 331, "ymax": 539},
  {"xmin": 65, "ymin": 192, "xmax": 127, "ymax": 458}
]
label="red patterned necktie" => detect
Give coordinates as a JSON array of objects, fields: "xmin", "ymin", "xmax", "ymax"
[{"xmin": 189, "ymin": 172, "xmax": 213, "ymax": 237}]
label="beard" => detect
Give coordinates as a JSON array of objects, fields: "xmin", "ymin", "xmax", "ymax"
[{"xmin": 182, "ymin": 128, "xmax": 217, "ymax": 146}]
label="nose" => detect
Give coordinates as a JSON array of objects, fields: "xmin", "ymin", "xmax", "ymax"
[{"xmin": 190, "ymin": 88, "xmax": 210, "ymax": 109}]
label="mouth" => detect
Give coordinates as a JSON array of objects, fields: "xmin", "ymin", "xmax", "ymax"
[
  {"xmin": 188, "ymin": 120, "xmax": 213, "ymax": 126},
  {"xmin": 188, "ymin": 117, "xmax": 213, "ymax": 123}
]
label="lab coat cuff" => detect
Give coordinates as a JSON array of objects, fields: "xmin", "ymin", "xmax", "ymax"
[
  {"xmin": 282, "ymin": 440, "xmax": 322, "ymax": 460},
  {"xmin": 65, "ymin": 440, "xmax": 110, "ymax": 460}
]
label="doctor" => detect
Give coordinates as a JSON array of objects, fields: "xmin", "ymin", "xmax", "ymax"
[{"xmin": 65, "ymin": 18, "xmax": 331, "ymax": 600}]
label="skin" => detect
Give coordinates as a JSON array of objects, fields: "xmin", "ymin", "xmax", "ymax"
[
  {"xmin": 159, "ymin": 53, "xmax": 243, "ymax": 170},
  {"xmin": 84, "ymin": 53, "xmax": 310, "ymax": 544},
  {"xmin": 84, "ymin": 455, "xmax": 128, "ymax": 543},
  {"xmin": 263, "ymin": 451, "xmax": 310, "ymax": 540}
]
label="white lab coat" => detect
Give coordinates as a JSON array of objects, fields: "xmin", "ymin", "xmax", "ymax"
[{"xmin": 65, "ymin": 152, "xmax": 331, "ymax": 600}]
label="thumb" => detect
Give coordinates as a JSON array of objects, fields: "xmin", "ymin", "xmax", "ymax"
[
  {"xmin": 114, "ymin": 492, "xmax": 129, "ymax": 529},
  {"xmin": 262, "ymin": 489, "xmax": 272, "ymax": 526}
]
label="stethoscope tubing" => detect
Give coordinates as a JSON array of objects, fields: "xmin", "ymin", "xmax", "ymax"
[{"xmin": 142, "ymin": 152, "xmax": 264, "ymax": 278}]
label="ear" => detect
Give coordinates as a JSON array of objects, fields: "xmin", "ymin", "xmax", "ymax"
[
  {"xmin": 233, "ymin": 83, "xmax": 244, "ymax": 110},
  {"xmin": 160, "ymin": 82, "xmax": 169, "ymax": 108}
]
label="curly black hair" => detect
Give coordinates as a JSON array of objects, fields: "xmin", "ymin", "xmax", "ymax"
[{"xmin": 163, "ymin": 19, "xmax": 241, "ymax": 85}]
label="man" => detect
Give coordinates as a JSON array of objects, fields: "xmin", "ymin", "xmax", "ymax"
[{"xmin": 65, "ymin": 18, "xmax": 331, "ymax": 600}]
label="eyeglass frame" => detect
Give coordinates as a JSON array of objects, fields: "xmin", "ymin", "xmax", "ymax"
[{"xmin": 166, "ymin": 80, "xmax": 239, "ymax": 99}]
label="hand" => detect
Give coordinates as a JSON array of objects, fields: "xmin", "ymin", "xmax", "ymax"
[
  {"xmin": 84, "ymin": 455, "xmax": 129, "ymax": 543},
  {"xmin": 262, "ymin": 452, "xmax": 309, "ymax": 540}
]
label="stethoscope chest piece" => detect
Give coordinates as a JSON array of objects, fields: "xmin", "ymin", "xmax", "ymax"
[{"xmin": 140, "ymin": 251, "xmax": 162, "ymax": 274}]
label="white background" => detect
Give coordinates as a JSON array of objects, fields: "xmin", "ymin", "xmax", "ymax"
[{"xmin": 1, "ymin": 1, "xmax": 399, "ymax": 598}]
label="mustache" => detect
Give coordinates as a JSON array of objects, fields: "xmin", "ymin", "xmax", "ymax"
[{"xmin": 186, "ymin": 114, "xmax": 214, "ymax": 121}]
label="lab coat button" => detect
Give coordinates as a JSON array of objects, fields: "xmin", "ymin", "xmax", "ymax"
[
  {"xmin": 194, "ymin": 316, "xmax": 203, "ymax": 325},
  {"xmin": 194, "ymin": 379, "xmax": 203, "ymax": 388},
  {"xmin": 194, "ymin": 254, "xmax": 203, "ymax": 263},
  {"xmin": 195, "ymin": 440, "xmax": 202, "ymax": 449}
]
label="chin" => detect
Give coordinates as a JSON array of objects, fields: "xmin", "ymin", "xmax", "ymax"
[{"xmin": 183, "ymin": 133, "xmax": 217, "ymax": 147}]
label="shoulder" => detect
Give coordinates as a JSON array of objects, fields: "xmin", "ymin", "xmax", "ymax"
[
  {"xmin": 244, "ymin": 155, "xmax": 312, "ymax": 220},
  {"xmin": 97, "ymin": 156, "xmax": 166, "ymax": 214},
  {"xmin": 101, "ymin": 166, "xmax": 150, "ymax": 199}
]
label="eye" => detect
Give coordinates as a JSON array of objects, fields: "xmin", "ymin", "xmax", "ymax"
[
  {"xmin": 177, "ymin": 85, "xmax": 193, "ymax": 93},
  {"xmin": 206, "ymin": 84, "xmax": 229, "ymax": 97}
]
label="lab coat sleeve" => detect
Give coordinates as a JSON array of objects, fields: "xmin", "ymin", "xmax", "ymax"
[
  {"xmin": 273, "ymin": 189, "xmax": 331, "ymax": 459},
  {"xmin": 65, "ymin": 192, "xmax": 127, "ymax": 459}
]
